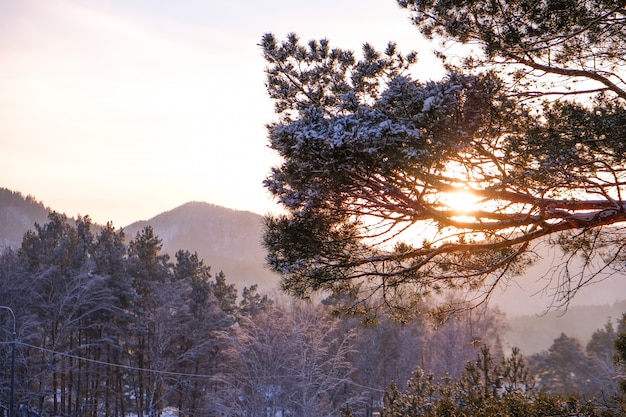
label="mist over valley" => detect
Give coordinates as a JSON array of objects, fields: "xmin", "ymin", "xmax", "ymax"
[{"xmin": 1, "ymin": 186, "xmax": 624, "ymax": 355}]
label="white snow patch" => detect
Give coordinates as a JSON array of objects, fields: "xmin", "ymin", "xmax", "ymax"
[{"xmin": 422, "ymin": 95, "xmax": 436, "ymax": 112}]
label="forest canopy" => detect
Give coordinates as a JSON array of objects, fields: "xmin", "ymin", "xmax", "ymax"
[{"xmin": 261, "ymin": 0, "xmax": 626, "ymax": 318}]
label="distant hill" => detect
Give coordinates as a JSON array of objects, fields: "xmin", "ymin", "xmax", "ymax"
[
  {"xmin": 490, "ymin": 239, "xmax": 626, "ymax": 353},
  {"xmin": 502, "ymin": 300, "xmax": 626, "ymax": 355},
  {"xmin": 0, "ymin": 189, "xmax": 280, "ymax": 293},
  {"xmin": 0, "ymin": 187, "xmax": 622, "ymax": 318},
  {"xmin": 489, "ymin": 238, "xmax": 626, "ymax": 316},
  {"xmin": 0, "ymin": 188, "xmax": 51, "ymax": 249},
  {"xmin": 123, "ymin": 201, "xmax": 280, "ymax": 293}
]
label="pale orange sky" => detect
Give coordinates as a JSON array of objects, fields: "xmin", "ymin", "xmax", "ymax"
[
  {"xmin": 0, "ymin": 0, "xmax": 442, "ymax": 227},
  {"xmin": 3, "ymin": 0, "xmax": 625, "ymax": 314}
]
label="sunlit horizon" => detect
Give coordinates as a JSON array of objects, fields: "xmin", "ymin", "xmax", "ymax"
[{"xmin": 0, "ymin": 0, "xmax": 443, "ymax": 227}]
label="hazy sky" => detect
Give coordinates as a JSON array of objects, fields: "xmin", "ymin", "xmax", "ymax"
[
  {"xmin": 3, "ymin": 0, "xmax": 625, "ymax": 314},
  {"xmin": 0, "ymin": 0, "xmax": 443, "ymax": 227}
]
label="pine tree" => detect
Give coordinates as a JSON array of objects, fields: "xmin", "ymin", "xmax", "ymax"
[{"xmin": 262, "ymin": 0, "xmax": 626, "ymax": 317}]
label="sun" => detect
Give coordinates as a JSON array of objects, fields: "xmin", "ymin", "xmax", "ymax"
[{"xmin": 442, "ymin": 189, "xmax": 480, "ymax": 214}]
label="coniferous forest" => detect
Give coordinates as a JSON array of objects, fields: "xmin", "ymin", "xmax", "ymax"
[
  {"xmin": 0, "ymin": 213, "xmax": 624, "ymax": 416},
  {"xmin": 5, "ymin": 0, "xmax": 626, "ymax": 414}
]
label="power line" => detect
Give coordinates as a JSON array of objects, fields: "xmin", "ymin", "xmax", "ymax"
[
  {"xmin": 1, "ymin": 341, "xmax": 385, "ymax": 393},
  {"xmin": 15, "ymin": 341, "xmax": 216, "ymax": 379}
]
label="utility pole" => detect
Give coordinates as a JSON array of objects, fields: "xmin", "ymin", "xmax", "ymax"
[{"xmin": 0, "ymin": 307, "xmax": 15, "ymax": 417}]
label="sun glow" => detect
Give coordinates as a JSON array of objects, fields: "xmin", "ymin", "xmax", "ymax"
[{"xmin": 442, "ymin": 189, "xmax": 481, "ymax": 214}]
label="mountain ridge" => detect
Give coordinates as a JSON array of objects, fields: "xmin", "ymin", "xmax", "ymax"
[
  {"xmin": 0, "ymin": 188, "xmax": 280, "ymax": 292},
  {"xmin": 1, "ymin": 187, "xmax": 624, "ymax": 320},
  {"xmin": 0, "ymin": 188, "xmax": 51, "ymax": 249},
  {"xmin": 123, "ymin": 200, "xmax": 279, "ymax": 292},
  {"xmin": 2, "ymin": 187, "xmax": 626, "ymax": 353}
]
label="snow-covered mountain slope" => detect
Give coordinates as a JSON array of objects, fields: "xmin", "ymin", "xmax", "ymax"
[
  {"xmin": 0, "ymin": 188, "xmax": 51, "ymax": 249},
  {"xmin": 124, "ymin": 201, "xmax": 280, "ymax": 292}
]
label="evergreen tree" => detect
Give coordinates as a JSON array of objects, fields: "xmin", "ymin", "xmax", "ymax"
[
  {"xmin": 530, "ymin": 333, "xmax": 592, "ymax": 397},
  {"xmin": 91, "ymin": 222, "xmax": 135, "ymax": 417},
  {"xmin": 211, "ymin": 270, "xmax": 237, "ymax": 319},
  {"xmin": 261, "ymin": 0, "xmax": 626, "ymax": 317},
  {"xmin": 586, "ymin": 320, "xmax": 620, "ymax": 399},
  {"xmin": 239, "ymin": 284, "xmax": 273, "ymax": 317},
  {"xmin": 125, "ymin": 227, "xmax": 173, "ymax": 416},
  {"xmin": 381, "ymin": 347, "xmax": 616, "ymax": 416},
  {"xmin": 615, "ymin": 313, "xmax": 626, "ymax": 402}
]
